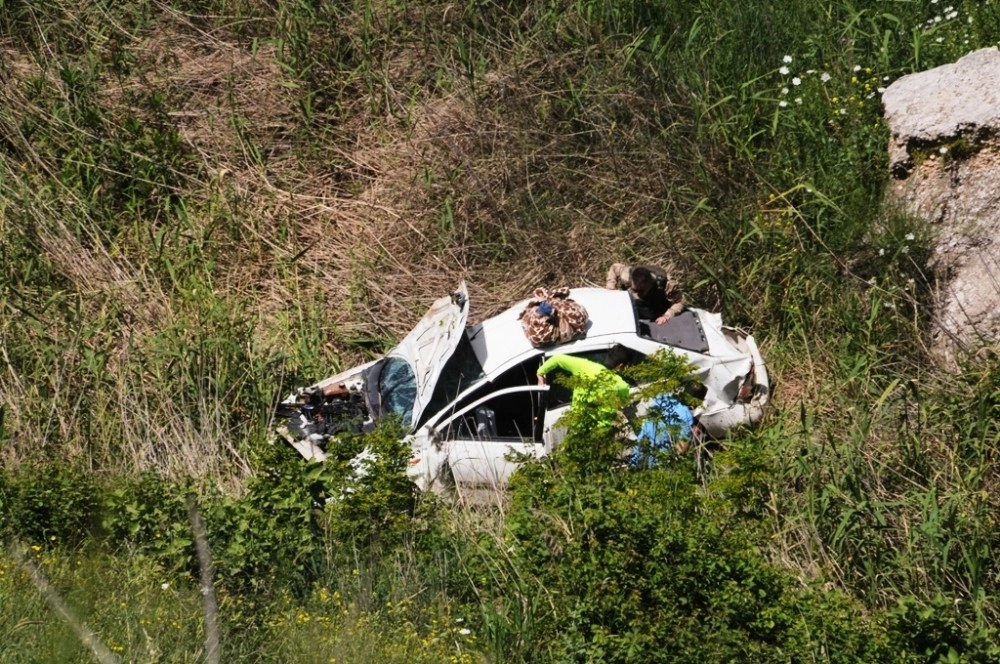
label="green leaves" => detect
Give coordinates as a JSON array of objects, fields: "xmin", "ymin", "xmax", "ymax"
[
  {"xmin": 0, "ymin": 464, "xmax": 101, "ymax": 545},
  {"xmin": 498, "ymin": 434, "xmax": 887, "ymax": 662}
]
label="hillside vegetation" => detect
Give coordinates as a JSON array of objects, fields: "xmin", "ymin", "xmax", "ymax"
[{"xmin": 2, "ymin": 1, "xmax": 1000, "ymax": 662}]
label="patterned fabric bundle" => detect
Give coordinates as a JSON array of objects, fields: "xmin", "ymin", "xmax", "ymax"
[{"xmin": 518, "ymin": 286, "xmax": 589, "ymax": 347}]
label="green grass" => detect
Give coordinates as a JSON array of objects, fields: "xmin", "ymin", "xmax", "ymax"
[{"xmin": 2, "ymin": 0, "xmax": 1000, "ymax": 661}]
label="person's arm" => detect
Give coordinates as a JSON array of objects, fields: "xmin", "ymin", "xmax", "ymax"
[
  {"xmin": 605, "ymin": 263, "xmax": 631, "ymax": 290},
  {"xmin": 537, "ymin": 355, "xmax": 565, "ymax": 384},
  {"xmin": 654, "ymin": 277, "xmax": 686, "ymax": 323},
  {"xmin": 537, "ymin": 355, "xmax": 601, "ymax": 383}
]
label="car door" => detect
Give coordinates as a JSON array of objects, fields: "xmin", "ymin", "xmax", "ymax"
[{"xmin": 431, "ymin": 385, "xmax": 549, "ymax": 490}]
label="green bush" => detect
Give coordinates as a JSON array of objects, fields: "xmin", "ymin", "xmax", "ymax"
[
  {"xmin": 0, "ymin": 463, "xmax": 101, "ymax": 546},
  {"xmin": 461, "ymin": 369, "xmax": 892, "ymax": 663},
  {"xmin": 888, "ymin": 595, "xmax": 1000, "ymax": 664}
]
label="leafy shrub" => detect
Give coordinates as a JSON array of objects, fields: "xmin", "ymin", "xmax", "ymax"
[
  {"xmin": 319, "ymin": 421, "xmax": 419, "ymax": 553},
  {"xmin": 98, "ymin": 474, "xmax": 195, "ymax": 565},
  {"xmin": 462, "ymin": 366, "xmax": 892, "ymax": 663},
  {"xmin": 0, "ymin": 463, "xmax": 101, "ymax": 546},
  {"xmin": 888, "ymin": 595, "xmax": 1000, "ymax": 664}
]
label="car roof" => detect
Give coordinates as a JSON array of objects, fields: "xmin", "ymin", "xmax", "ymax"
[{"xmin": 466, "ymin": 287, "xmax": 638, "ymax": 379}]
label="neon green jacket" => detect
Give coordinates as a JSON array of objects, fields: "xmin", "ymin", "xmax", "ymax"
[{"xmin": 537, "ymin": 355, "xmax": 630, "ymax": 406}]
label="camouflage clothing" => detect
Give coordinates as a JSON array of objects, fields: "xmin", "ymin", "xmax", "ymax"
[{"xmin": 605, "ymin": 262, "xmax": 686, "ymax": 321}]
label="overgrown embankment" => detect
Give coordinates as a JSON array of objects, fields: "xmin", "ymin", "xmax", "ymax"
[{"xmin": 2, "ymin": 1, "xmax": 1000, "ymax": 662}]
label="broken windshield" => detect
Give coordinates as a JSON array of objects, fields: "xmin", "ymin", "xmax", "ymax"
[{"xmin": 364, "ymin": 356, "xmax": 417, "ymax": 426}]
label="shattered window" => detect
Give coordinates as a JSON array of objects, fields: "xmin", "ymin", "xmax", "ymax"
[{"xmin": 378, "ymin": 356, "xmax": 417, "ymax": 426}]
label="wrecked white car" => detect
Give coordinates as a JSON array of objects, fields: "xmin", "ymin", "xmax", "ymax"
[{"xmin": 275, "ymin": 282, "xmax": 769, "ymax": 495}]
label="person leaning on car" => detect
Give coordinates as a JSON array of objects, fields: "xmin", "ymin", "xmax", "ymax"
[
  {"xmin": 605, "ymin": 263, "xmax": 685, "ymax": 324},
  {"xmin": 536, "ymin": 353, "xmax": 630, "ymax": 421}
]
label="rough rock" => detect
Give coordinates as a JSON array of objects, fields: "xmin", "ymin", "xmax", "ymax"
[{"xmin": 883, "ymin": 47, "xmax": 1000, "ymax": 365}]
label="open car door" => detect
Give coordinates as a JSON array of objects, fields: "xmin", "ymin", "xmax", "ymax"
[{"xmin": 428, "ymin": 385, "xmax": 549, "ymax": 493}]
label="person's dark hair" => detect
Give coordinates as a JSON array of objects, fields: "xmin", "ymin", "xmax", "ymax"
[
  {"xmin": 630, "ymin": 266, "xmax": 653, "ymax": 285},
  {"xmin": 605, "ymin": 343, "xmax": 637, "ymax": 370}
]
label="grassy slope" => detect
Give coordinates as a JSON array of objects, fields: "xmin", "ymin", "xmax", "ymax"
[{"xmin": 2, "ymin": 0, "xmax": 1000, "ymax": 661}]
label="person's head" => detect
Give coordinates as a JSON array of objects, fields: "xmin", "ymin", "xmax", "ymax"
[
  {"xmin": 605, "ymin": 343, "xmax": 636, "ymax": 370},
  {"xmin": 629, "ymin": 267, "xmax": 655, "ymax": 298}
]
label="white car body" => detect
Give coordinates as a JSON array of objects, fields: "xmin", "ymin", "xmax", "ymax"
[{"xmin": 275, "ymin": 282, "xmax": 769, "ymax": 496}]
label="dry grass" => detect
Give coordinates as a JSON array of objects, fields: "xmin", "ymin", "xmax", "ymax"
[
  {"xmin": 120, "ymin": 8, "xmax": 711, "ymax": 328},
  {"xmin": 0, "ymin": 2, "xmax": 723, "ymax": 481}
]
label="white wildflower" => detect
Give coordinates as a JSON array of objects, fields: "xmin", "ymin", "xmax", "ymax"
[
  {"xmin": 878, "ymin": 248, "xmax": 885, "ymax": 256},
  {"xmin": 161, "ymin": 583, "xmax": 170, "ymax": 590},
  {"xmin": 905, "ymin": 232, "xmax": 915, "ymax": 241},
  {"xmin": 935, "ymin": 37, "xmax": 944, "ymax": 43},
  {"xmin": 459, "ymin": 628, "xmax": 472, "ymax": 635},
  {"xmin": 781, "ymin": 87, "xmax": 789, "ymax": 95},
  {"xmin": 778, "ymin": 100, "xmax": 788, "ymax": 108},
  {"xmin": 792, "ymin": 77, "xmax": 801, "ymax": 86},
  {"xmin": 779, "ymin": 66, "xmax": 790, "ymax": 75},
  {"xmin": 783, "ymin": 55, "xmax": 793, "ymax": 63},
  {"xmin": 853, "ymin": 64, "xmax": 862, "ymax": 72},
  {"xmin": 877, "ymin": 87, "xmax": 886, "ymax": 93},
  {"xmin": 839, "ymin": 108, "xmax": 847, "ymax": 115},
  {"xmin": 795, "ymin": 97, "xmax": 803, "ymax": 104},
  {"xmin": 821, "ymin": 72, "xmax": 831, "ymax": 82},
  {"xmin": 939, "ymin": 146, "xmax": 948, "ymax": 154}
]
